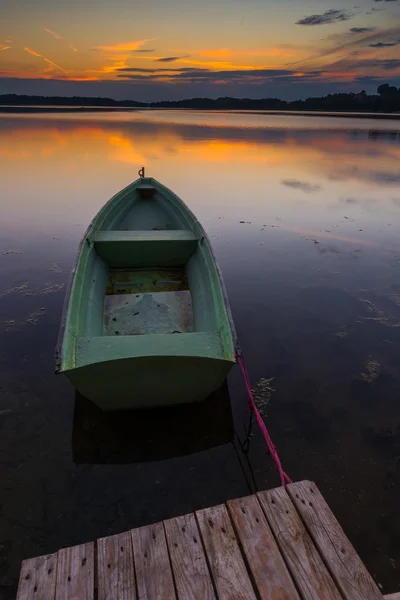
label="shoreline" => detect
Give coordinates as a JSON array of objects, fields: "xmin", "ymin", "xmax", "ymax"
[{"xmin": 0, "ymin": 105, "xmax": 400, "ymax": 120}]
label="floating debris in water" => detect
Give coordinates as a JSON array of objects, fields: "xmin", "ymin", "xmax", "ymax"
[
  {"xmin": 359, "ymin": 296, "xmax": 400, "ymax": 328},
  {"xmin": 239, "ymin": 221, "xmax": 251, "ymax": 224},
  {"xmin": 360, "ymin": 359, "xmax": 380, "ymax": 383},
  {"xmin": 50, "ymin": 264, "xmax": 63, "ymax": 274},
  {"xmin": 26, "ymin": 307, "xmax": 46, "ymax": 325},
  {"xmin": 0, "ymin": 283, "xmax": 29, "ymax": 299},
  {"xmin": 4, "ymin": 319, "xmax": 16, "ymax": 331},
  {"xmin": 1, "ymin": 280, "xmax": 65, "ymax": 299},
  {"xmin": 1, "ymin": 249, "xmax": 21, "ymax": 255},
  {"xmin": 362, "ymin": 316, "xmax": 400, "ymax": 328},
  {"xmin": 360, "ymin": 298, "xmax": 379, "ymax": 314},
  {"xmin": 374, "ymin": 286, "xmax": 400, "ymax": 308},
  {"xmin": 2, "ymin": 308, "xmax": 48, "ymax": 330},
  {"xmin": 39, "ymin": 282, "xmax": 65, "ymax": 294},
  {"xmin": 334, "ymin": 326, "xmax": 347, "ymax": 338},
  {"xmin": 252, "ymin": 377, "xmax": 275, "ymax": 416}
]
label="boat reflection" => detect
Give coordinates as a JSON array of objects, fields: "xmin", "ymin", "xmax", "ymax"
[{"xmin": 72, "ymin": 380, "xmax": 234, "ymax": 464}]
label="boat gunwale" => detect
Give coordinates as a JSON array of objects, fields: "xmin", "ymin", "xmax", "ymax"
[
  {"xmin": 55, "ymin": 180, "xmax": 138, "ymax": 372},
  {"xmin": 55, "ymin": 176, "xmax": 238, "ymax": 374}
]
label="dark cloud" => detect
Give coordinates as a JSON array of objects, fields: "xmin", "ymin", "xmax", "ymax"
[
  {"xmin": 325, "ymin": 57, "xmax": 400, "ymax": 74},
  {"xmin": 374, "ymin": 0, "xmax": 399, "ymax": 3},
  {"xmin": 369, "ymin": 40, "xmax": 400, "ymax": 46},
  {"xmin": 134, "ymin": 49, "xmax": 156, "ymax": 53},
  {"xmin": 287, "ymin": 25, "xmax": 400, "ymax": 68},
  {"xmin": 374, "ymin": 58, "xmax": 400, "ymax": 69},
  {"xmin": 281, "ymin": 179, "xmax": 322, "ymax": 193},
  {"xmin": 156, "ymin": 56, "xmax": 185, "ymax": 62},
  {"xmin": 350, "ymin": 27, "xmax": 377, "ymax": 33},
  {"xmin": 355, "ymin": 75, "xmax": 387, "ymax": 85},
  {"xmin": 296, "ymin": 9, "xmax": 353, "ymax": 26},
  {"xmin": 116, "ymin": 66, "xmax": 307, "ymax": 84},
  {"xmin": 117, "ymin": 67, "xmax": 208, "ymax": 77},
  {"xmin": 118, "ymin": 67, "xmax": 185, "ymax": 73}
]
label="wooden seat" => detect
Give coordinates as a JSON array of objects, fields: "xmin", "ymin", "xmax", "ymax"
[
  {"xmin": 76, "ymin": 332, "xmax": 224, "ymax": 366},
  {"xmin": 93, "ymin": 230, "xmax": 198, "ymax": 267}
]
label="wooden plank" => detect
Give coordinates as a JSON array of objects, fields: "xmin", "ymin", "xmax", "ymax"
[
  {"xmin": 98, "ymin": 531, "xmax": 136, "ymax": 600},
  {"xmin": 196, "ymin": 503, "xmax": 257, "ymax": 600},
  {"xmin": 287, "ymin": 481, "xmax": 383, "ymax": 600},
  {"xmin": 258, "ymin": 487, "xmax": 342, "ymax": 600},
  {"xmin": 17, "ymin": 554, "xmax": 57, "ymax": 600},
  {"xmin": 131, "ymin": 521, "xmax": 176, "ymax": 600},
  {"xmin": 227, "ymin": 495, "xmax": 300, "ymax": 600},
  {"xmin": 55, "ymin": 542, "xmax": 94, "ymax": 600},
  {"xmin": 164, "ymin": 513, "xmax": 216, "ymax": 600},
  {"xmin": 384, "ymin": 594, "xmax": 400, "ymax": 599}
]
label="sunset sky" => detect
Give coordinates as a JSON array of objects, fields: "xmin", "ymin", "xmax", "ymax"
[{"xmin": 1, "ymin": 0, "xmax": 400, "ymax": 101}]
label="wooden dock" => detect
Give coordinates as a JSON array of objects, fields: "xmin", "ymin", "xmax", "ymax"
[{"xmin": 16, "ymin": 479, "xmax": 398, "ymax": 600}]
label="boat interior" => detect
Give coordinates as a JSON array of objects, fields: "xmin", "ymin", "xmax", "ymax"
[{"xmin": 72, "ymin": 182, "xmax": 229, "ymax": 365}]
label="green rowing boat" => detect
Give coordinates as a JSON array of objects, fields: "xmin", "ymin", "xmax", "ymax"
[{"xmin": 56, "ymin": 170, "xmax": 236, "ymax": 410}]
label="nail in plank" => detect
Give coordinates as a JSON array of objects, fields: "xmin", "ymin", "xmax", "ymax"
[
  {"xmin": 17, "ymin": 554, "xmax": 57, "ymax": 600},
  {"xmin": 131, "ymin": 521, "xmax": 176, "ymax": 600},
  {"xmin": 98, "ymin": 531, "xmax": 136, "ymax": 600}
]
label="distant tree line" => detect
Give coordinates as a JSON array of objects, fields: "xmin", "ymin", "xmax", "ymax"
[
  {"xmin": 0, "ymin": 84, "xmax": 399, "ymax": 112},
  {"xmin": 0, "ymin": 94, "xmax": 146, "ymax": 107}
]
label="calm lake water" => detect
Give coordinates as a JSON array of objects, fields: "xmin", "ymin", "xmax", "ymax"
[{"xmin": 0, "ymin": 110, "xmax": 400, "ymax": 596}]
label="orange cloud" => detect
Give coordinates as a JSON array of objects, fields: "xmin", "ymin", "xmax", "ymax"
[
  {"xmin": 64, "ymin": 76, "xmax": 99, "ymax": 81},
  {"xmin": 200, "ymin": 48, "xmax": 234, "ymax": 60},
  {"xmin": 87, "ymin": 60, "xmax": 130, "ymax": 75},
  {"xmin": 178, "ymin": 57, "xmax": 269, "ymax": 71},
  {"xmin": 23, "ymin": 47, "xmax": 69, "ymax": 75},
  {"xmin": 43, "ymin": 58, "xmax": 69, "ymax": 75},
  {"xmin": 44, "ymin": 27, "xmax": 62, "ymax": 40},
  {"xmin": 43, "ymin": 27, "xmax": 78, "ymax": 52},
  {"xmin": 198, "ymin": 48, "xmax": 294, "ymax": 60},
  {"xmin": 24, "ymin": 47, "xmax": 42, "ymax": 57},
  {"xmin": 97, "ymin": 38, "xmax": 155, "ymax": 53},
  {"xmin": 0, "ymin": 45, "xmax": 11, "ymax": 51}
]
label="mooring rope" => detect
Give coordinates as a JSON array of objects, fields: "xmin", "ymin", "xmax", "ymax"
[{"xmin": 236, "ymin": 350, "xmax": 292, "ymax": 488}]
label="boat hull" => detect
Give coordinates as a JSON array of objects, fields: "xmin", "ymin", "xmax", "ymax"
[
  {"xmin": 56, "ymin": 176, "xmax": 237, "ymax": 411},
  {"xmin": 66, "ymin": 354, "xmax": 233, "ymax": 410}
]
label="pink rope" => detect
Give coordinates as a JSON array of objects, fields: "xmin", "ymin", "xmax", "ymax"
[{"xmin": 236, "ymin": 351, "xmax": 292, "ymax": 488}]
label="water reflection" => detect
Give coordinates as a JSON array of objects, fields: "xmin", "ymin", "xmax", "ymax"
[
  {"xmin": 0, "ymin": 111, "xmax": 400, "ymax": 597},
  {"xmin": 72, "ymin": 383, "xmax": 233, "ymax": 465}
]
